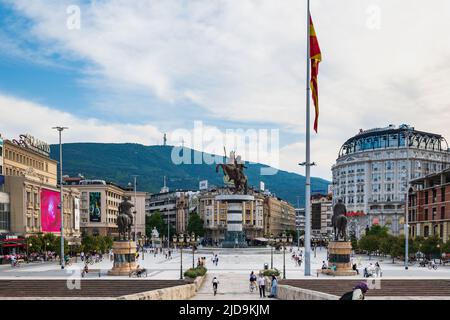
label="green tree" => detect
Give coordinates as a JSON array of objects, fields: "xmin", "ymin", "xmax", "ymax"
[
  {"xmin": 358, "ymin": 235, "xmax": 379, "ymax": 259},
  {"xmin": 379, "ymin": 235, "xmax": 396, "ymax": 258},
  {"xmin": 366, "ymin": 225, "xmax": 389, "ymax": 238},
  {"xmin": 413, "ymin": 236, "xmax": 425, "ymax": 254},
  {"xmin": 187, "ymin": 213, "xmax": 205, "ymax": 237},
  {"xmin": 442, "ymin": 240, "xmax": 450, "ymax": 255},
  {"xmin": 28, "ymin": 236, "xmax": 42, "ymax": 253},
  {"xmin": 146, "ymin": 211, "xmax": 166, "ymax": 237},
  {"xmin": 421, "ymin": 235, "xmax": 442, "ymax": 260},
  {"xmin": 56, "ymin": 237, "xmax": 69, "ymax": 256},
  {"xmin": 389, "ymin": 237, "xmax": 403, "ymax": 263},
  {"xmin": 103, "ymin": 236, "xmax": 113, "ymax": 251},
  {"xmin": 42, "ymin": 233, "xmax": 57, "ymax": 252},
  {"xmin": 81, "ymin": 235, "xmax": 97, "ymax": 252},
  {"xmin": 350, "ymin": 236, "xmax": 358, "ymax": 251}
]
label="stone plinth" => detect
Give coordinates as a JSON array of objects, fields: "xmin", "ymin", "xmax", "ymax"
[
  {"xmin": 325, "ymin": 241, "xmax": 357, "ymax": 276},
  {"xmin": 108, "ymin": 241, "xmax": 137, "ymax": 276}
]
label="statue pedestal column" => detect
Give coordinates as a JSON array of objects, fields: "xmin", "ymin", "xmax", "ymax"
[
  {"xmin": 216, "ymin": 194, "xmax": 253, "ymax": 248},
  {"xmin": 324, "ymin": 241, "xmax": 357, "ymax": 276},
  {"xmin": 108, "ymin": 241, "xmax": 137, "ymax": 276}
]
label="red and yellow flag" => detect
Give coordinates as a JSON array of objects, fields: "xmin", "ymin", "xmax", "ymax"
[{"xmin": 309, "ymin": 15, "xmax": 321, "ymax": 133}]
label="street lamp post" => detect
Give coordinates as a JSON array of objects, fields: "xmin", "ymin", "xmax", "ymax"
[
  {"xmin": 190, "ymin": 232, "xmax": 200, "ymax": 269},
  {"xmin": 52, "ymin": 126, "xmax": 68, "ymax": 269},
  {"xmin": 131, "ymin": 175, "xmax": 138, "ymax": 243},
  {"xmin": 173, "ymin": 234, "xmax": 183, "ymax": 279},
  {"xmin": 275, "ymin": 232, "xmax": 293, "ymax": 280},
  {"xmin": 314, "ymin": 240, "xmax": 317, "ymax": 258},
  {"xmin": 26, "ymin": 239, "xmax": 31, "ymax": 263},
  {"xmin": 142, "ymin": 236, "xmax": 145, "ymax": 261},
  {"xmin": 404, "ymin": 128, "xmax": 412, "ymax": 270},
  {"xmin": 173, "ymin": 233, "xmax": 199, "ymax": 279},
  {"xmin": 268, "ymin": 234, "xmax": 274, "ymax": 269}
]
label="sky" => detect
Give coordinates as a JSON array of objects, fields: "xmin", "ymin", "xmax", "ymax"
[{"xmin": 1, "ymin": 0, "xmax": 450, "ymax": 180}]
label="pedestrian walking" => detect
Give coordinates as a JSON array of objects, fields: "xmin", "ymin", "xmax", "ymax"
[
  {"xmin": 269, "ymin": 275, "xmax": 278, "ymax": 298},
  {"xmin": 257, "ymin": 273, "xmax": 266, "ymax": 298},
  {"xmin": 375, "ymin": 262, "xmax": 381, "ymax": 277}
]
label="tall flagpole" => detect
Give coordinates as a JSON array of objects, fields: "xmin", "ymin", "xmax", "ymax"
[{"xmin": 304, "ymin": 0, "xmax": 312, "ymax": 276}]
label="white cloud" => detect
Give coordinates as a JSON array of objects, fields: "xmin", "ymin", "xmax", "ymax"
[
  {"xmin": 3, "ymin": 0, "xmax": 450, "ymax": 180},
  {"xmin": 0, "ymin": 94, "xmax": 163, "ymax": 145}
]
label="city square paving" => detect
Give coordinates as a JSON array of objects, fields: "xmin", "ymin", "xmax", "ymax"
[
  {"xmin": 1, "ymin": 246, "xmax": 450, "ymax": 280},
  {"xmin": 1, "ymin": 247, "xmax": 449, "ymax": 299}
]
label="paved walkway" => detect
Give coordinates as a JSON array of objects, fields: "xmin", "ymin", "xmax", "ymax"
[{"xmin": 192, "ymin": 272, "xmax": 275, "ymax": 300}]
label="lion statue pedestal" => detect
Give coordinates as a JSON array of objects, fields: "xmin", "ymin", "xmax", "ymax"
[{"xmin": 108, "ymin": 241, "xmax": 137, "ymax": 276}]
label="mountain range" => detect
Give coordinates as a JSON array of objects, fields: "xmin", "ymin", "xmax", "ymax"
[{"xmin": 49, "ymin": 143, "xmax": 330, "ymax": 207}]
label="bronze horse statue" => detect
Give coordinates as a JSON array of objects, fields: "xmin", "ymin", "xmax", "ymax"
[
  {"xmin": 117, "ymin": 197, "xmax": 134, "ymax": 241},
  {"xmin": 216, "ymin": 163, "xmax": 248, "ymax": 194},
  {"xmin": 332, "ymin": 199, "xmax": 348, "ymax": 241}
]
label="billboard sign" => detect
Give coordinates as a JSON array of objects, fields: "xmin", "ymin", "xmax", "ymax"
[
  {"xmin": 89, "ymin": 192, "xmax": 101, "ymax": 222},
  {"xmin": 260, "ymin": 181, "xmax": 265, "ymax": 192},
  {"xmin": 74, "ymin": 198, "xmax": 80, "ymax": 230},
  {"xmin": 40, "ymin": 188, "xmax": 61, "ymax": 232},
  {"xmin": 199, "ymin": 180, "xmax": 208, "ymax": 190}
]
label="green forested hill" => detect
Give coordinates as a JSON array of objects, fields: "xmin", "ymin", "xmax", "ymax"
[{"xmin": 50, "ymin": 143, "xmax": 329, "ymax": 207}]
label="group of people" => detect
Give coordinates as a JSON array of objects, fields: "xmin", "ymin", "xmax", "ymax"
[
  {"xmin": 363, "ymin": 262, "xmax": 382, "ymax": 278},
  {"xmin": 321, "ymin": 261, "xmax": 337, "ymax": 272},
  {"xmin": 249, "ymin": 271, "xmax": 278, "ymax": 298},
  {"xmin": 197, "ymin": 257, "xmax": 206, "ymax": 267},
  {"xmin": 291, "ymin": 249, "xmax": 303, "ymax": 267},
  {"xmin": 80, "ymin": 251, "xmax": 103, "ymax": 264},
  {"xmin": 212, "ymin": 254, "xmax": 219, "ymax": 266}
]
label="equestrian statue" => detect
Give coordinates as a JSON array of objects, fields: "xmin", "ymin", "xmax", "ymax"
[
  {"xmin": 332, "ymin": 198, "xmax": 348, "ymax": 241},
  {"xmin": 117, "ymin": 197, "xmax": 134, "ymax": 241},
  {"xmin": 216, "ymin": 150, "xmax": 248, "ymax": 194}
]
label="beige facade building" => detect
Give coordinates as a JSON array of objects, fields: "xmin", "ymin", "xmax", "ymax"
[
  {"xmin": 311, "ymin": 194, "xmax": 333, "ymax": 238},
  {"xmin": 3, "ymin": 137, "xmax": 80, "ymax": 243},
  {"xmin": 198, "ymin": 188, "xmax": 265, "ymax": 242},
  {"xmin": 65, "ymin": 178, "xmax": 145, "ymax": 239},
  {"xmin": 4, "ymin": 139, "xmax": 57, "ymax": 187},
  {"xmin": 124, "ymin": 190, "xmax": 146, "ymax": 240},
  {"xmin": 263, "ymin": 196, "xmax": 296, "ymax": 237}
]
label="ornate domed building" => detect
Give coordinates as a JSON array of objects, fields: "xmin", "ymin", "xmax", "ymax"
[{"xmin": 332, "ymin": 124, "xmax": 450, "ymax": 238}]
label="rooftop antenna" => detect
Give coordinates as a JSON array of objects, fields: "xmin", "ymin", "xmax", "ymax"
[{"xmin": 163, "ymin": 133, "xmax": 167, "ymax": 146}]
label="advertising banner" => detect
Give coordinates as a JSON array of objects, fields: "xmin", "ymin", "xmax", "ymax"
[
  {"xmin": 40, "ymin": 189, "xmax": 61, "ymax": 232},
  {"xmin": 89, "ymin": 192, "xmax": 101, "ymax": 222},
  {"xmin": 74, "ymin": 198, "xmax": 80, "ymax": 230}
]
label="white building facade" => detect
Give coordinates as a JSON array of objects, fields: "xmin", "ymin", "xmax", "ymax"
[{"xmin": 332, "ymin": 124, "xmax": 450, "ymax": 238}]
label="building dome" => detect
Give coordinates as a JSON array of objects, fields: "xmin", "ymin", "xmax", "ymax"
[{"xmin": 338, "ymin": 124, "xmax": 448, "ymax": 158}]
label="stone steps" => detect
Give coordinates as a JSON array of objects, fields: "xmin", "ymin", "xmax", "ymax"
[
  {"xmin": 0, "ymin": 280, "xmax": 187, "ymax": 298},
  {"xmin": 279, "ymin": 279, "xmax": 450, "ymax": 297}
]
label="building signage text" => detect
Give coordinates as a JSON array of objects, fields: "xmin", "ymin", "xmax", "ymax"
[{"xmin": 12, "ymin": 134, "xmax": 50, "ymax": 157}]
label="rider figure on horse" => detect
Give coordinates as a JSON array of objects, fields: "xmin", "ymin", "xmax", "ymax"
[
  {"xmin": 332, "ymin": 198, "xmax": 348, "ymax": 241},
  {"xmin": 118, "ymin": 197, "xmax": 134, "ymax": 240}
]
